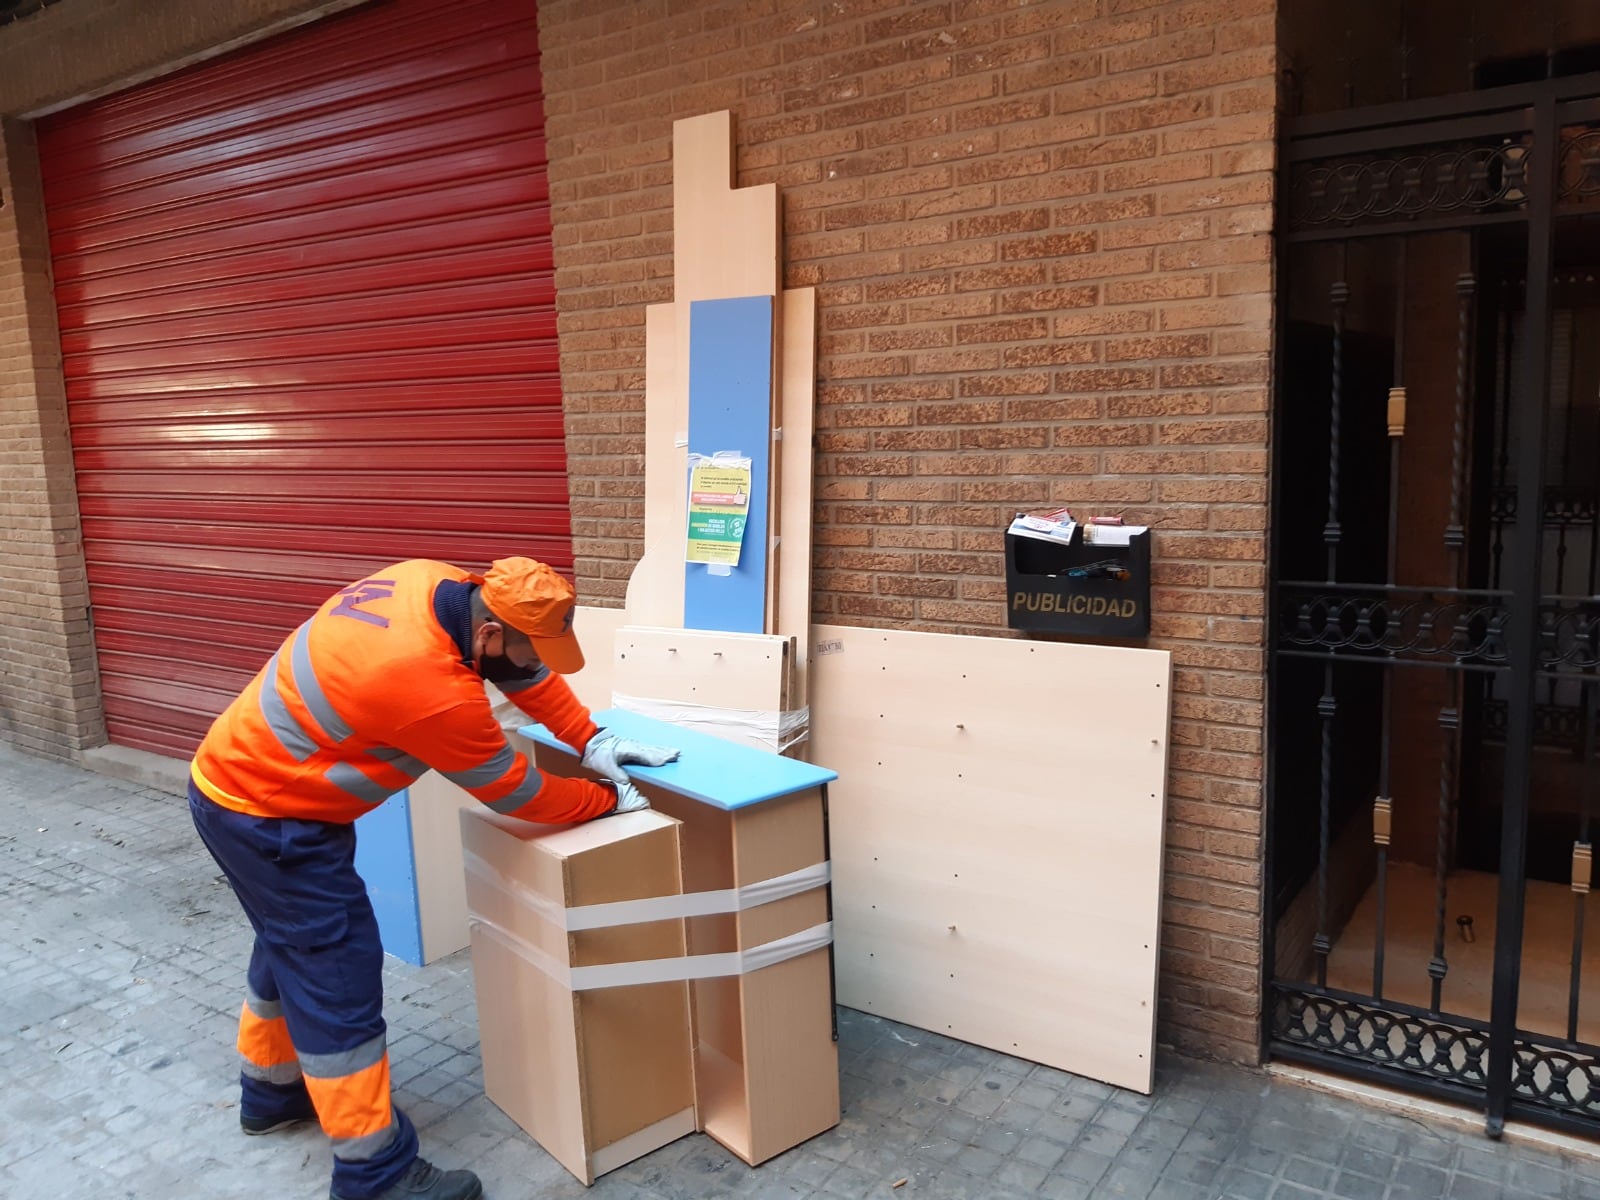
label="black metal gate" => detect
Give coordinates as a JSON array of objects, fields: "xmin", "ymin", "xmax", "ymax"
[{"xmin": 1266, "ymin": 73, "xmax": 1600, "ymax": 1137}]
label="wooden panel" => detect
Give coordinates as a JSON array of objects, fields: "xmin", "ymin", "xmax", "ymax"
[
  {"xmin": 612, "ymin": 626, "xmax": 791, "ymax": 751},
  {"xmin": 627, "ymin": 111, "xmax": 781, "ymax": 634},
  {"xmin": 462, "ymin": 810, "xmax": 589, "ymax": 1181},
  {"xmin": 807, "ymin": 625, "xmax": 1172, "ymax": 1094},
  {"xmin": 730, "ymin": 792, "xmax": 839, "ymax": 1164},
  {"xmin": 776, "ymin": 287, "xmax": 817, "ymax": 708},
  {"xmin": 531, "ymin": 737, "xmax": 840, "ymax": 1164},
  {"xmin": 625, "ymin": 302, "xmax": 684, "ymax": 628},
  {"xmin": 684, "ymin": 296, "xmax": 775, "ymax": 635},
  {"xmin": 461, "ymin": 808, "xmax": 695, "ymax": 1184},
  {"xmin": 614, "ymin": 626, "xmax": 790, "ymax": 710},
  {"xmin": 408, "ymin": 769, "xmax": 478, "ymax": 963},
  {"xmin": 569, "ymin": 603, "xmax": 630, "ymax": 713},
  {"xmin": 641, "ymin": 788, "xmax": 837, "ymax": 1165},
  {"xmin": 353, "ymin": 790, "xmax": 423, "ymax": 964},
  {"xmin": 671, "ymin": 109, "xmax": 780, "ymax": 304}
]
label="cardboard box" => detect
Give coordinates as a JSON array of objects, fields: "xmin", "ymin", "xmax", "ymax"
[{"xmin": 460, "ymin": 808, "xmax": 696, "ymax": 1185}]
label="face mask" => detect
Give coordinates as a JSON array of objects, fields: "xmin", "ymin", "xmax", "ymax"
[{"xmin": 474, "ymin": 653, "xmax": 523, "ymax": 682}]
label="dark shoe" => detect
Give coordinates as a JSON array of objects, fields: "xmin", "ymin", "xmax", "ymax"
[
  {"xmin": 331, "ymin": 1157, "xmax": 483, "ymax": 1200},
  {"xmin": 240, "ymin": 1091, "xmax": 317, "ymax": 1135}
]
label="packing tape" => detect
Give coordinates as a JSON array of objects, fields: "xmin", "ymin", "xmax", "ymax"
[
  {"xmin": 610, "ymin": 692, "xmax": 811, "ymax": 751},
  {"xmin": 462, "ymin": 852, "xmax": 830, "ymax": 932},
  {"xmin": 467, "ymin": 914, "xmax": 833, "ymax": 991}
]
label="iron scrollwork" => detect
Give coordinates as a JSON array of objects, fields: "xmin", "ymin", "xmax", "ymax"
[
  {"xmin": 1290, "ymin": 139, "xmax": 1531, "ymax": 229},
  {"xmin": 1291, "ymin": 125, "xmax": 1600, "ymax": 228},
  {"xmin": 1514, "ymin": 1037, "xmax": 1600, "ymax": 1119},
  {"xmin": 1272, "ymin": 987, "xmax": 1491, "ymax": 1087},
  {"xmin": 1481, "ymin": 699, "xmax": 1587, "ymax": 751},
  {"xmin": 1489, "ymin": 485, "xmax": 1598, "ymax": 527},
  {"xmin": 1559, "ymin": 128, "xmax": 1600, "ymax": 205},
  {"xmin": 1277, "ymin": 585, "xmax": 1509, "ymax": 665},
  {"xmin": 1539, "ymin": 600, "xmax": 1600, "ymax": 673},
  {"xmin": 1274, "ymin": 988, "xmax": 1600, "ymax": 1124}
]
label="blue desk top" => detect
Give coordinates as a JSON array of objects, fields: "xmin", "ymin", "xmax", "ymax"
[{"xmin": 522, "ymin": 707, "xmax": 837, "ymax": 811}]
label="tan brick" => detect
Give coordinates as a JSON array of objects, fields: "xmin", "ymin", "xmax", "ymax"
[
  {"xmin": 1005, "ymin": 397, "xmax": 1102, "ymax": 420},
  {"xmin": 1051, "ymin": 247, "xmax": 1156, "ymax": 282},
  {"xmin": 954, "ymin": 207, "xmax": 1051, "ymax": 238},
  {"xmin": 998, "ymin": 285, "xmax": 1099, "ymax": 313},
  {"xmin": 1106, "ymin": 273, "xmax": 1211, "ymax": 304},
  {"xmin": 1001, "ymin": 51, "xmax": 1103, "ymax": 94}
]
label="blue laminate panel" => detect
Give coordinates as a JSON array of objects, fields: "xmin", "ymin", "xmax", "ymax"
[
  {"xmin": 684, "ymin": 295, "xmax": 774, "ymax": 634},
  {"xmin": 522, "ymin": 708, "xmax": 836, "ymax": 809},
  {"xmin": 354, "ymin": 790, "xmax": 424, "ymax": 965}
]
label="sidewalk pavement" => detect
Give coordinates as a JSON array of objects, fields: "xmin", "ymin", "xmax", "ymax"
[{"xmin": 2, "ymin": 741, "xmax": 1596, "ymax": 1200}]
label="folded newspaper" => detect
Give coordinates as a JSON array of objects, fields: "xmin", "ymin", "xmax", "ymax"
[
  {"xmin": 1007, "ymin": 507, "xmax": 1077, "ymax": 545},
  {"xmin": 1083, "ymin": 522, "xmax": 1149, "ymax": 546}
]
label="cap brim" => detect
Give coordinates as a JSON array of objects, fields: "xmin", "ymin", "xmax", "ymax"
[{"xmin": 531, "ymin": 631, "xmax": 585, "ymax": 675}]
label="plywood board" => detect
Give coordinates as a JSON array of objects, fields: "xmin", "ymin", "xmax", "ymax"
[
  {"xmin": 462, "ymin": 808, "xmax": 695, "ymax": 1184},
  {"xmin": 569, "ymin": 604, "xmax": 631, "ymax": 714},
  {"xmin": 672, "ymin": 109, "xmax": 780, "ymax": 304},
  {"xmin": 807, "ymin": 625, "xmax": 1172, "ymax": 1094},
  {"xmin": 612, "ymin": 626, "xmax": 791, "ymax": 751},
  {"xmin": 684, "ymin": 296, "xmax": 775, "ymax": 634},
  {"xmin": 408, "ymin": 769, "xmax": 478, "ymax": 963},
  {"xmin": 354, "ymin": 789, "xmax": 423, "ymax": 963},
  {"xmin": 626, "ymin": 302, "xmax": 684, "ymax": 629},
  {"xmin": 628, "ymin": 111, "xmax": 781, "ymax": 633},
  {"xmin": 530, "ymin": 734, "xmax": 840, "ymax": 1164},
  {"xmin": 729, "ymin": 792, "xmax": 838, "ymax": 1165},
  {"xmin": 638, "ymin": 788, "xmax": 837, "ymax": 1165},
  {"xmin": 776, "ymin": 287, "xmax": 817, "ymax": 709}
]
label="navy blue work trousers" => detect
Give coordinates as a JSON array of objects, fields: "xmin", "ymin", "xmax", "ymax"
[{"xmin": 188, "ymin": 782, "xmax": 419, "ymax": 1199}]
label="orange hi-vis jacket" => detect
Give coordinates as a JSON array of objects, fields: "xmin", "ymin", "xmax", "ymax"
[{"xmin": 191, "ymin": 559, "xmax": 614, "ymax": 825}]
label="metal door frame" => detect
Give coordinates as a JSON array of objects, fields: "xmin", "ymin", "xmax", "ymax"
[{"xmin": 1263, "ymin": 71, "xmax": 1600, "ymax": 1138}]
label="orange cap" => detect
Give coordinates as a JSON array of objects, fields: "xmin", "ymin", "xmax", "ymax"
[{"xmin": 477, "ymin": 557, "xmax": 584, "ymax": 674}]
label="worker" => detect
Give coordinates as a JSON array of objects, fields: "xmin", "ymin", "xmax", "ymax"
[{"xmin": 186, "ymin": 557, "xmax": 679, "ymax": 1200}]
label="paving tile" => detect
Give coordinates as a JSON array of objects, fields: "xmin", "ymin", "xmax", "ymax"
[{"xmin": 0, "ymin": 743, "xmax": 1595, "ymax": 1200}]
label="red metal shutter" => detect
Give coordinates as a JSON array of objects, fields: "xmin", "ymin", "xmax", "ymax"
[{"xmin": 36, "ymin": 0, "xmax": 569, "ymax": 758}]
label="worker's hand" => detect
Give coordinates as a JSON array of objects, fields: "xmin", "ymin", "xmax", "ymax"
[
  {"xmin": 607, "ymin": 780, "xmax": 650, "ymax": 815},
  {"xmin": 581, "ymin": 733, "xmax": 681, "ymax": 784}
]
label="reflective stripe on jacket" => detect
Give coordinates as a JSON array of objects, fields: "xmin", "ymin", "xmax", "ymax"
[{"xmin": 192, "ymin": 559, "xmax": 609, "ymax": 824}]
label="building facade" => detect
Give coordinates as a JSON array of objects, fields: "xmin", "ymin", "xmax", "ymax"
[{"xmin": 5, "ymin": 0, "xmax": 1600, "ymax": 1138}]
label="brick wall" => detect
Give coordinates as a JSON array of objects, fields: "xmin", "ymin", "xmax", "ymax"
[
  {"xmin": 539, "ymin": 0, "xmax": 1279, "ymax": 1063},
  {"xmin": 0, "ymin": 117, "xmax": 103, "ymax": 760}
]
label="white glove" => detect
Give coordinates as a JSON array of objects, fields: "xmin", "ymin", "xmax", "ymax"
[
  {"xmin": 582, "ymin": 733, "xmax": 681, "ymax": 784},
  {"xmin": 607, "ymin": 780, "xmax": 650, "ymax": 815}
]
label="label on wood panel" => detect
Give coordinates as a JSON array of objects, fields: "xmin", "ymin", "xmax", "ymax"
[{"xmin": 814, "ymin": 639, "xmax": 844, "ymax": 656}]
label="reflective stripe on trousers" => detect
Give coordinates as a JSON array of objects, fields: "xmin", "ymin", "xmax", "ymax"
[
  {"xmin": 189, "ymin": 782, "xmax": 419, "ymax": 1196},
  {"xmin": 238, "ymin": 984, "xmax": 301, "ymax": 1086}
]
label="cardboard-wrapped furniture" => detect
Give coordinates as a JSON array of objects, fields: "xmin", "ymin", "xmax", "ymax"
[{"xmin": 463, "ymin": 708, "xmax": 839, "ymax": 1182}]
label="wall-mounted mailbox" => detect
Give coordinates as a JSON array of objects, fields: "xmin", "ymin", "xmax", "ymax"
[{"xmin": 1004, "ymin": 526, "xmax": 1152, "ymax": 639}]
